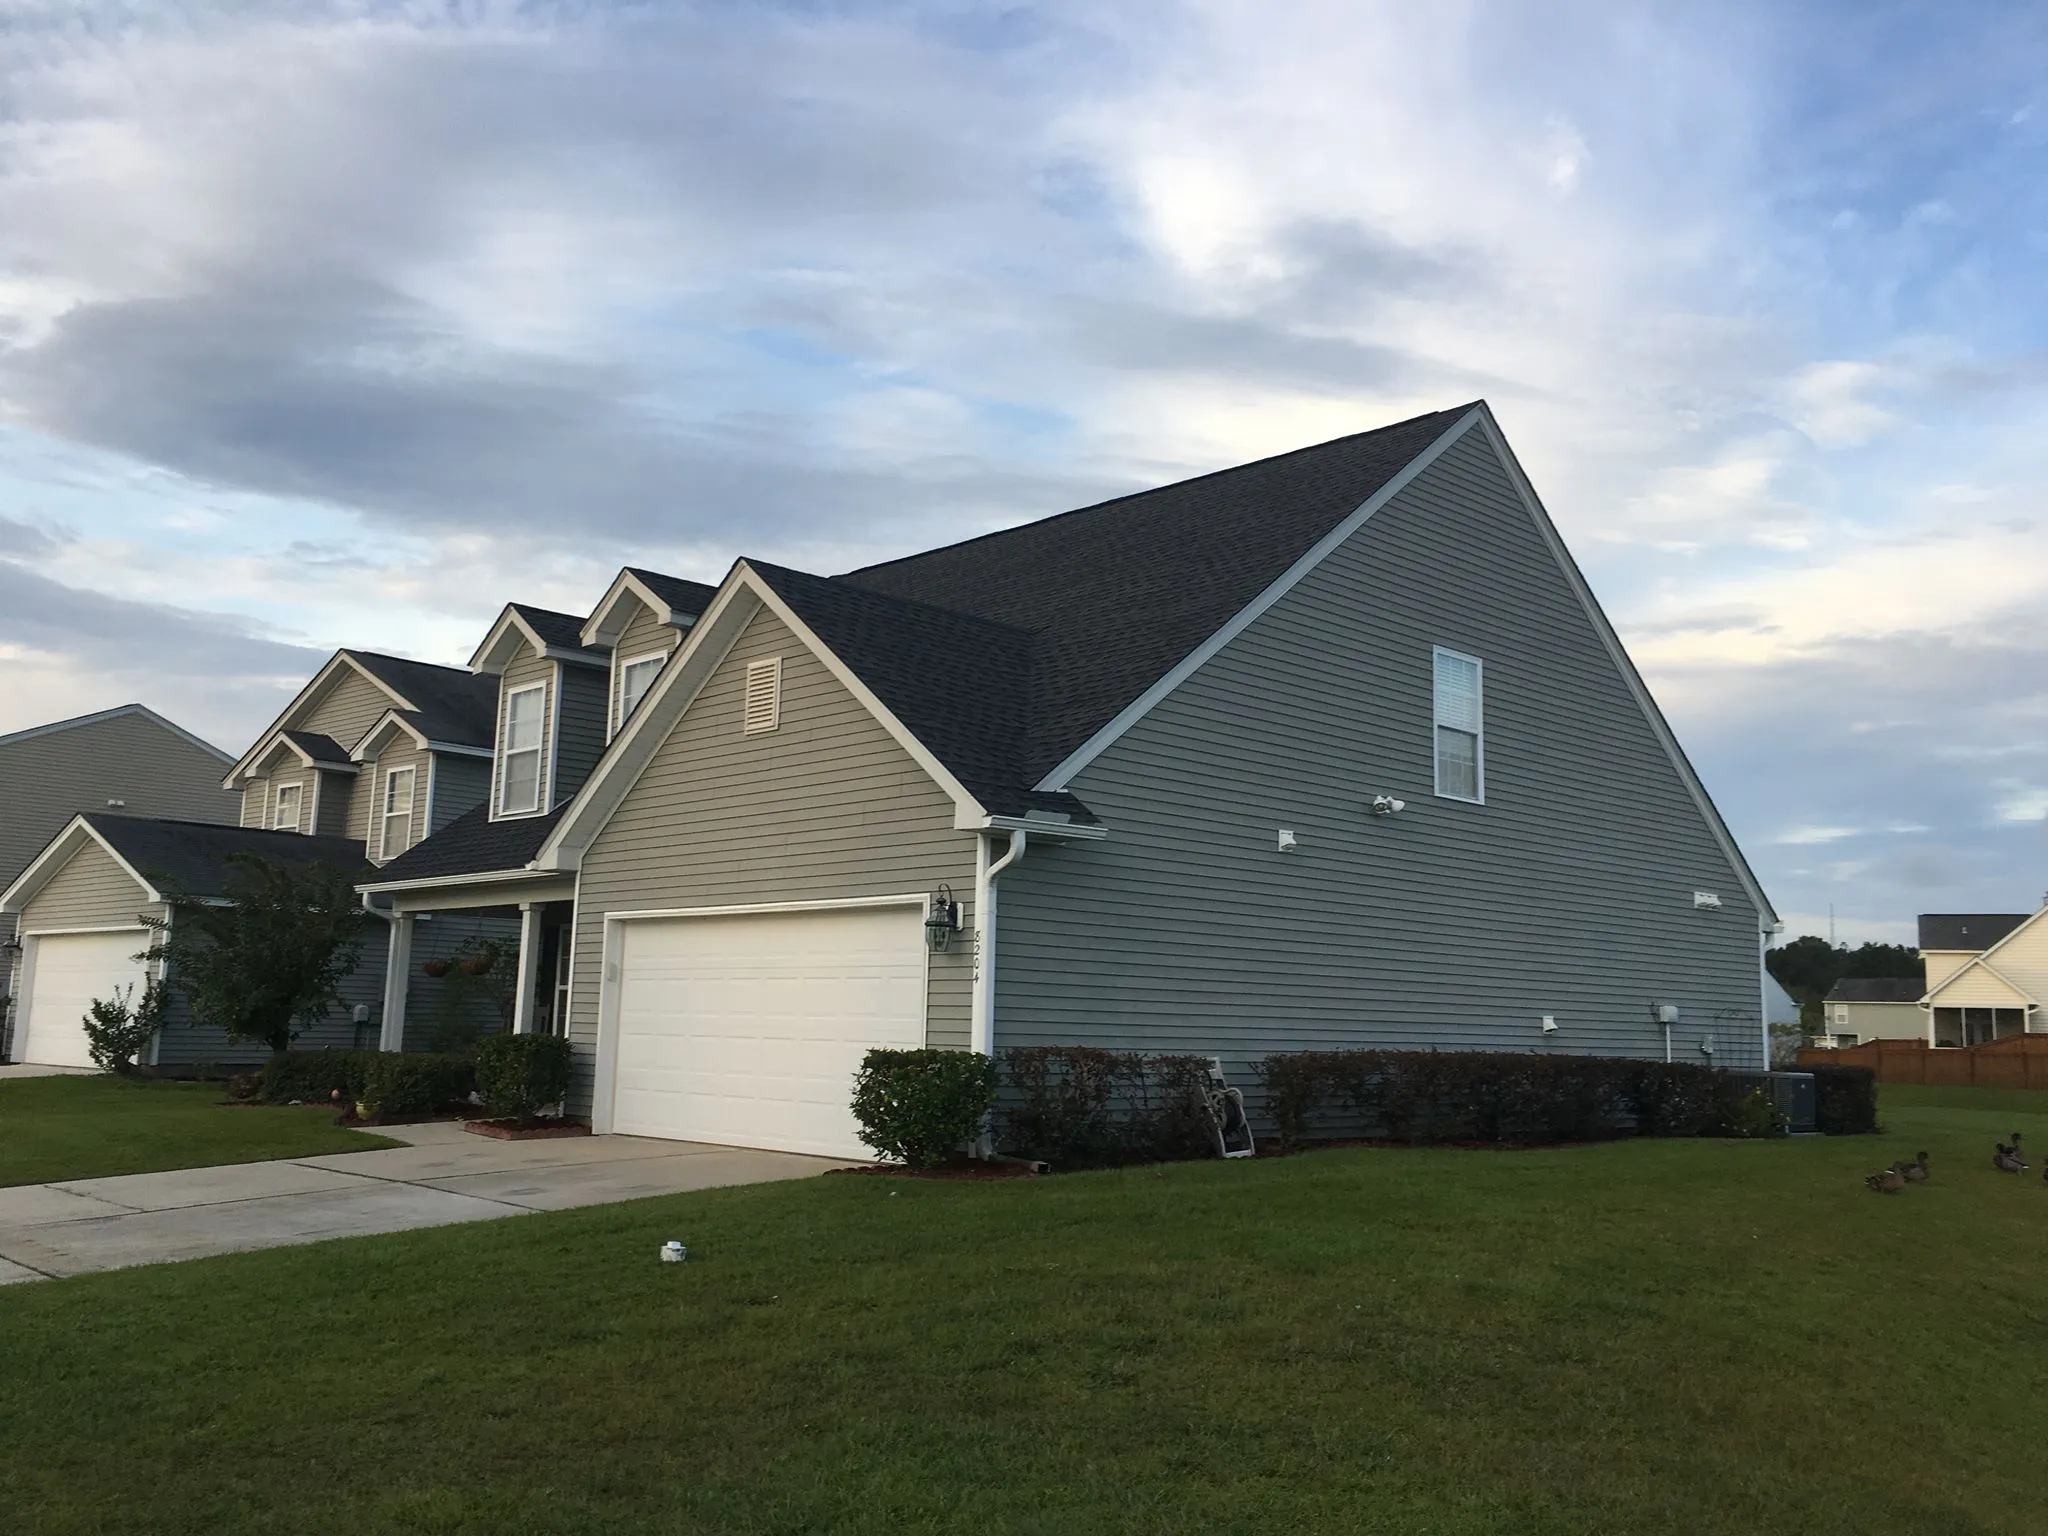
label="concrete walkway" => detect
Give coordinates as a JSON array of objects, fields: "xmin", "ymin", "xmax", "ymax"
[
  {"xmin": 0, "ymin": 1063, "xmax": 93, "ymax": 1079},
  {"xmin": 0, "ymin": 1123, "xmax": 848, "ymax": 1284}
]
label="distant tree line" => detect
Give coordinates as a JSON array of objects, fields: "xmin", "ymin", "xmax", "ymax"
[{"xmin": 1766, "ymin": 936, "xmax": 1921, "ymax": 1016}]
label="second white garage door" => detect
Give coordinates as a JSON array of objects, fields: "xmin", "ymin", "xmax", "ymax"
[
  {"xmin": 609, "ymin": 904, "xmax": 928, "ymax": 1157},
  {"xmin": 16, "ymin": 929, "xmax": 151, "ymax": 1068}
]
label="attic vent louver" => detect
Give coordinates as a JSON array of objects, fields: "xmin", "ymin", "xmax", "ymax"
[{"xmin": 743, "ymin": 656, "xmax": 782, "ymax": 735}]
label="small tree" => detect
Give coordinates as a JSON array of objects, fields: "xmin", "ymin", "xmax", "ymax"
[
  {"xmin": 145, "ymin": 853, "xmax": 370, "ymax": 1054},
  {"xmin": 82, "ymin": 979, "xmax": 169, "ymax": 1075}
]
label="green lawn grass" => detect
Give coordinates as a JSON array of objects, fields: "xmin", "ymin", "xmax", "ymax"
[
  {"xmin": 0, "ymin": 1074, "xmax": 397, "ymax": 1187},
  {"xmin": 2, "ymin": 1084, "xmax": 2045, "ymax": 1535}
]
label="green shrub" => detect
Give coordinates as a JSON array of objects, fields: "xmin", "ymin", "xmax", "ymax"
[
  {"xmin": 850, "ymin": 1048, "xmax": 998, "ymax": 1168},
  {"xmin": 258, "ymin": 1048, "xmax": 380, "ymax": 1104},
  {"xmin": 359, "ymin": 1052, "xmax": 476, "ymax": 1118},
  {"xmin": 474, "ymin": 1034, "xmax": 573, "ymax": 1121},
  {"xmin": 994, "ymin": 1046, "xmax": 1218, "ymax": 1169},
  {"xmin": 1809, "ymin": 1065, "xmax": 1879, "ymax": 1134},
  {"xmin": 81, "ymin": 979, "xmax": 168, "ymax": 1075},
  {"xmin": 1708, "ymin": 1081, "xmax": 1790, "ymax": 1138}
]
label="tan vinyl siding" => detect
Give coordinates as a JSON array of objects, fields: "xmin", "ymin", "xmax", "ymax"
[
  {"xmin": 241, "ymin": 783, "xmax": 268, "ymax": 828},
  {"xmin": 492, "ymin": 654, "xmax": 555, "ymax": 820},
  {"xmin": 0, "ymin": 710, "xmax": 235, "ymax": 891},
  {"xmin": 1829, "ymin": 999, "xmax": 1926, "ymax": 1043},
  {"xmin": 997, "ymin": 427, "xmax": 1771, "ymax": 1074},
  {"xmin": 18, "ymin": 839, "xmax": 157, "ymax": 933},
  {"xmin": 1922, "ymin": 952, "xmax": 1971, "ymax": 990},
  {"xmin": 565, "ymin": 607, "xmax": 977, "ymax": 1114},
  {"xmin": 303, "ymin": 668, "xmax": 400, "ymax": 759},
  {"xmin": 362, "ymin": 745, "xmax": 431, "ymax": 862},
  {"xmin": 610, "ymin": 603, "xmax": 678, "ymax": 736},
  {"xmin": 552, "ymin": 664, "xmax": 609, "ymax": 803}
]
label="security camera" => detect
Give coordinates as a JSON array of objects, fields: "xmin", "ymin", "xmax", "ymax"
[{"xmin": 1369, "ymin": 795, "xmax": 1406, "ymax": 816}]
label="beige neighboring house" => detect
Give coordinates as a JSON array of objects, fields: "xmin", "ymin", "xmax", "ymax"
[
  {"xmin": 1919, "ymin": 912, "xmax": 2038, "ymax": 1046},
  {"xmin": 1816, "ymin": 977, "xmax": 1926, "ymax": 1047},
  {"xmin": 0, "ymin": 704, "xmax": 237, "ymax": 1057}
]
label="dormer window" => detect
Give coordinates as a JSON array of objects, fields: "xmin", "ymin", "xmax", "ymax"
[
  {"xmin": 379, "ymin": 766, "xmax": 416, "ymax": 860},
  {"xmin": 618, "ymin": 652, "xmax": 666, "ymax": 730},
  {"xmin": 272, "ymin": 782, "xmax": 302, "ymax": 831},
  {"xmin": 500, "ymin": 683, "xmax": 546, "ymax": 815}
]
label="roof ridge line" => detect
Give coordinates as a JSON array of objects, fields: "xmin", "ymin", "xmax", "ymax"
[{"xmin": 743, "ymin": 559, "xmax": 1044, "ymax": 639}]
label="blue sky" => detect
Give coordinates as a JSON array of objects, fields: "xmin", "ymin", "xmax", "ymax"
[{"xmin": 1, "ymin": 0, "xmax": 2045, "ymax": 942}]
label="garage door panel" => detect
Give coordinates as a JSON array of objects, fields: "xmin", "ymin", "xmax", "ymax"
[
  {"xmin": 609, "ymin": 906, "xmax": 927, "ymax": 1157},
  {"xmin": 18, "ymin": 930, "xmax": 150, "ymax": 1068}
]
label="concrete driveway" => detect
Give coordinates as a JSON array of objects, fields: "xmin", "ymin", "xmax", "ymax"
[{"xmin": 0, "ymin": 1123, "xmax": 849, "ymax": 1284}]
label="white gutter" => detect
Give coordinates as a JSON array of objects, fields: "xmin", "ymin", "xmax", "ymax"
[{"xmin": 970, "ymin": 829, "xmax": 1027, "ymax": 1056}]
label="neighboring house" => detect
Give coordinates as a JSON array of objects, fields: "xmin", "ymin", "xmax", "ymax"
[
  {"xmin": 1, "ymin": 816, "xmax": 371, "ymax": 1069},
  {"xmin": 361, "ymin": 400, "xmax": 1777, "ymax": 1159},
  {"xmin": 1, "ymin": 652, "xmax": 509, "ymax": 1066},
  {"xmin": 0, "ymin": 704, "xmax": 238, "ymax": 1053},
  {"xmin": 1816, "ymin": 977, "xmax": 1925, "ymax": 1047},
  {"xmin": 1919, "ymin": 911, "xmax": 2038, "ymax": 1046}
]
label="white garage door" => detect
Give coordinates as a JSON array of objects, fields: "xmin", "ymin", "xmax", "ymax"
[
  {"xmin": 610, "ymin": 905, "xmax": 928, "ymax": 1157},
  {"xmin": 17, "ymin": 930, "xmax": 151, "ymax": 1068}
]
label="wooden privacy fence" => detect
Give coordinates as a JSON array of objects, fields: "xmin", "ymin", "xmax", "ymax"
[{"xmin": 1797, "ymin": 1034, "xmax": 2048, "ymax": 1089}]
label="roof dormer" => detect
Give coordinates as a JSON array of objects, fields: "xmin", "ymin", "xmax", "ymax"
[
  {"xmin": 470, "ymin": 603, "xmax": 610, "ymax": 677},
  {"xmin": 582, "ymin": 569, "xmax": 717, "ymax": 740}
]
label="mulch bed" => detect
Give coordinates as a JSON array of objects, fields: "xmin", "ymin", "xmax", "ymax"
[
  {"xmin": 462, "ymin": 1118, "xmax": 593, "ymax": 1141},
  {"xmin": 828, "ymin": 1158, "xmax": 1041, "ymax": 1180},
  {"xmin": 330, "ymin": 1106, "xmax": 475, "ymax": 1128}
]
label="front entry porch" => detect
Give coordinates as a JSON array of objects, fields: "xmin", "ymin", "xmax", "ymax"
[{"xmin": 371, "ymin": 875, "xmax": 576, "ymax": 1051}]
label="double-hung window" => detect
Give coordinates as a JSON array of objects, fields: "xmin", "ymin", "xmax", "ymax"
[
  {"xmin": 272, "ymin": 782, "xmax": 302, "ymax": 831},
  {"xmin": 499, "ymin": 684, "xmax": 546, "ymax": 815},
  {"xmin": 1432, "ymin": 647, "xmax": 1484, "ymax": 802},
  {"xmin": 379, "ymin": 765, "xmax": 416, "ymax": 860},
  {"xmin": 617, "ymin": 652, "xmax": 666, "ymax": 732}
]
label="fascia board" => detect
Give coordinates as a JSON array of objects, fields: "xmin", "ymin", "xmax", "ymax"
[
  {"xmin": 1033, "ymin": 407, "xmax": 1484, "ymax": 793},
  {"xmin": 1, "ymin": 817, "xmax": 162, "ymax": 912},
  {"xmin": 222, "ymin": 651, "xmax": 412, "ymax": 787}
]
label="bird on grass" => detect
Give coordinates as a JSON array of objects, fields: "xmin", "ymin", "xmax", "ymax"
[
  {"xmin": 1993, "ymin": 1136, "xmax": 2028, "ymax": 1174},
  {"xmin": 1866, "ymin": 1167, "xmax": 1906, "ymax": 1194},
  {"xmin": 1896, "ymin": 1152, "xmax": 1930, "ymax": 1183}
]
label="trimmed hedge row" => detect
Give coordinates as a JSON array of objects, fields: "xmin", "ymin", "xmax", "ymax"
[
  {"xmin": 1809, "ymin": 1064, "xmax": 1879, "ymax": 1135},
  {"xmin": 994, "ymin": 1046, "xmax": 1217, "ymax": 1169},
  {"xmin": 475, "ymin": 1034, "xmax": 574, "ymax": 1121},
  {"xmin": 851, "ymin": 1048, "xmax": 999, "ymax": 1167},
  {"xmin": 258, "ymin": 1048, "xmax": 475, "ymax": 1116},
  {"xmin": 1254, "ymin": 1050, "xmax": 1794, "ymax": 1149}
]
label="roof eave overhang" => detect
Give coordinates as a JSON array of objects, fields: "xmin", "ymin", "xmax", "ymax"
[
  {"xmin": 223, "ymin": 651, "xmax": 416, "ymax": 787},
  {"xmin": 0, "ymin": 815, "xmax": 164, "ymax": 913},
  {"xmin": 579, "ymin": 569, "xmax": 697, "ymax": 650},
  {"xmin": 356, "ymin": 864, "xmax": 560, "ymax": 896},
  {"xmin": 979, "ymin": 814, "xmax": 1108, "ymax": 841}
]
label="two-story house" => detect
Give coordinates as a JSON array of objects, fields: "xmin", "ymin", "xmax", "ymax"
[
  {"xmin": 1, "ymin": 651, "xmax": 506, "ymax": 1067},
  {"xmin": 0, "ymin": 704, "xmax": 240, "ymax": 1063},
  {"xmin": 1918, "ymin": 911, "xmax": 2038, "ymax": 1045},
  {"xmin": 360, "ymin": 402, "xmax": 1778, "ymax": 1158}
]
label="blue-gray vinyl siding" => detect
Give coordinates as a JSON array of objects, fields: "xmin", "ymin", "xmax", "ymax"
[
  {"xmin": 551, "ymin": 663, "xmax": 610, "ymax": 803},
  {"xmin": 994, "ymin": 427, "xmax": 1766, "ymax": 1077},
  {"xmin": 428, "ymin": 754, "xmax": 492, "ymax": 834}
]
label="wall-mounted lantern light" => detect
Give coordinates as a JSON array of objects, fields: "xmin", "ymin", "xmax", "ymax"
[{"xmin": 925, "ymin": 884, "xmax": 961, "ymax": 952}]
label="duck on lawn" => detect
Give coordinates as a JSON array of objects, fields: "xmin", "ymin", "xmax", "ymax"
[
  {"xmin": 1993, "ymin": 1135, "xmax": 2028, "ymax": 1174},
  {"xmin": 1866, "ymin": 1167, "xmax": 1906, "ymax": 1193}
]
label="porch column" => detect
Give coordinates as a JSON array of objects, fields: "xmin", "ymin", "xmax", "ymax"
[
  {"xmin": 511, "ymin": 902, "xmax": 545, "ymax": 1035},
  {"xmin": 379, "ymin": 911, "xmax": 414, "ymax": 1052}
]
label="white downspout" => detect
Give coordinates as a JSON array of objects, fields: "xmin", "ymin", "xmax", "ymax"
[{"xmin": 970, "ymin": 829, "xmax": 1027, "ymax": 1056}]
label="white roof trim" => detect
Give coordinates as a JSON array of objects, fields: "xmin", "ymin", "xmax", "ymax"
[
  {"xmin": 1472, "ymin": 408, "xmax": 1777, "ymax": 927},
  {"xmin": 1034, "ymin": 408, "xmax": 1484, "ymax": 792},
  {"xmin": 356, "ymin": 865, "xmax": 562, "ymax": 895},
  {"xmin": 1922, "ymin": 950, "xmax": 2038, "ymax": 1008},
  {"xmin": 0, "ymin": 702, "xmax": 232, "ymax": 763},
  {"xmin": 536, "ymin": 563, "xmax": 987, "ymax": 870},
  {"xmin": 351, "ymin": 710, "xmax": 432, "ymax": 758},
  {"xmin": 0, "ymin": 815, "xmax": 162, "ymax": 914},
  {"xmin": 580, "ymin": 569, "xmax": 694, "ymax": 650},
  {"xmin": 469, "ymin": 605, "xmax": 608, "ymax": 675},
  {"xmin": 223, "ymin": 651, "xmax": 416, "ymax": 787},
  {"xmin": 1922, "ymin": 906, "xmax": 2048, "ymax": 999},
  {"xmin": 243, "ymin": 729, "xmax": 358, "ymax": 778}
]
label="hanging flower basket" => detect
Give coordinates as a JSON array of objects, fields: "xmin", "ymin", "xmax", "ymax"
[
  {"xmin": 421, "ymin": 958, "xmax": 452, "ymax": 978},
  {"xmin": 459, "ymin": 953, "xmax": 495, "ymax": 976}
]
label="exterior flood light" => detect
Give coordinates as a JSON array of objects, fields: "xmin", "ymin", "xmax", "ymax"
[
  {"xmin": 1369, "ymin": 795, "xmax": 1406, "ymax": 816},
  {"xmin": 925, "ymin": 884, "xmax": 961, "ymax": 952}
]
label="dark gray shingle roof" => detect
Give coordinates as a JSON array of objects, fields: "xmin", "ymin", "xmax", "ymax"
[
  {"xmin": 366, "ymin": 804, "xmax": 567, "ymax": 885},
  {"xmin": 1824, "ymin": 977, "xmax": 1925, "ymax": 1004},
  {"xmin": 510, "ymin": 604, "xmax": 600, "ymax": 655},
  {"xmin": 281, "ymin": 730, "xmax": 352, "ymax": 765},
  {"xmin": 1917, "ymin": 913, "xmax": 2029, "ymax": 951},
  {"xmin": 344, "ymin": 651, "xmax": 499, "ymax": 750},
  {"xmin": 85, "ymin": 814, "xmax": 369, "ymax": 899},
  {"xmin": 831, "ymin": 405, "xmax": 1473, "ymax": 790},
  {"xmin": 627, "ymin": 569, "xmax": 718, "ymax": 622}
]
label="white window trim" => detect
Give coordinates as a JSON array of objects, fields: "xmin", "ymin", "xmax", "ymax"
[
  {"xmin": 498, "ymin": 681, "xmax": 549, "ymax": 817},
  {"xmin": 378, "ymin": 764, "xmax": 417, "ymax": 863},
  {"xmin": 272, "ymin": 781, "xmax": 303, "ymax": 832},
  {"xmin": 1431, "ymin": 645, "xmax": 1485, "ymax": 804},
  {"xmin": 613, "ymin": 649, "xmax": 669, "ymax": 738}
]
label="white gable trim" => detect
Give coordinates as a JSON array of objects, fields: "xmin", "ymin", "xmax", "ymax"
[
  {"xmin": 222, "ymin": 651, "xmax": 416, "ymax": 787},
  {"xmin": 470, "ymin": 605, "xmax": 608, "ymax": 675},
  {"xmin": 0, "ymin": 816, "xmax": 163, "ymax": 914},
  {"xmin": 1923, "ymin": 909, "xmax": 2048, "ymax": 1002},
  {"xmin": 1472, "ymin": 409, "xmax": 1776, "ymax": 928},
  {"xmin": 0, "ymin": 703, "xmax": 231, "ymax": 763},
  {"xmin": 348, "ymin": 710, "xmax": 495, "ymax": 763},
  {"xmin": 536, "ymin": 564, "xmax": 987, "ymax": 870},
  {"xmin": 580, "ymin": 569, "xmax": 698, "ymax": 650},
  {"xmin": 1034, "ymin": 408, "xmax": 1484, "ymax": 792},
  {"xmin": 1922, "ymin": 952, "xmax": 2038, "ymax": 1008}
]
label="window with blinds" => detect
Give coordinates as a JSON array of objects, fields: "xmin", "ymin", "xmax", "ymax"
[
  {"xmin": 1433, "ymin": 647, "xmax": 1483, "ymax": 802},
  {"xmin": 743, "ymin": 656, "xmax": 782, "ymax": 736}
]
